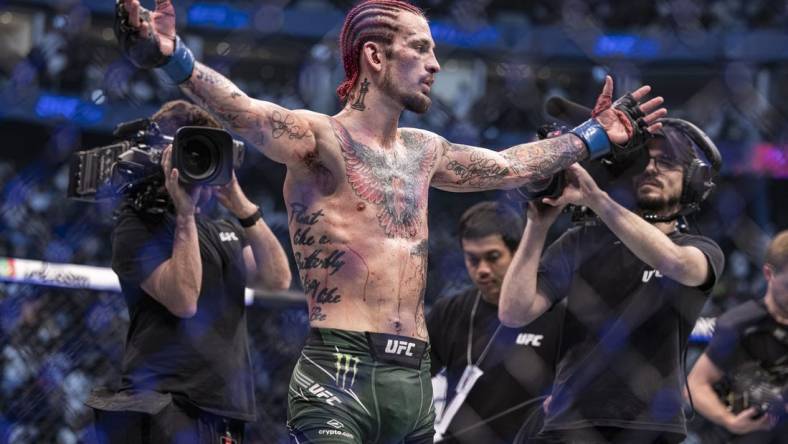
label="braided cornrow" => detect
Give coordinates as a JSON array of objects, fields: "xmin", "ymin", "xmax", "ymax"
[{"xmin": 337, "ymin": 0, "xmax": 424, "ymax": 103}]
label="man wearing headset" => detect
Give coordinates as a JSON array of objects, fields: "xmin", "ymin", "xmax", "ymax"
[{"xmin": 499, "ymin": 119, "xmax": 725, "ymax": 443}]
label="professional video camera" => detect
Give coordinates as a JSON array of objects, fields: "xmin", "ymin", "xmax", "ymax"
[
  {"xmin": 718, "ymin": 361, "xmax": 787, "ymax": 420},
  {"xmin": 509, "ymin": 97, "xmax": 650, "ymax": 202},
  {"xmin": 67, "ymin": 118, "xmax": 245, "ymax": 209}
]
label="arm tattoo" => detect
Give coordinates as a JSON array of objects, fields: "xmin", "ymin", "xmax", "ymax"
[
  {"xmin": 330, "ymin": 120, "xmax": 436, "ymax": 239},
  {"xmin": 183, "ymin": 63, "xmax": 315, "ymax": 152},
  {"xmin": 270, "ymin": 110, "xmax": 309, "ymax": 140},
  {"xmin": 445, "ymin": 149, "xmax": 510, "ymax": 188},
  {"xmin": 182, "ymin": 64, "xmax": 266, "ymax": 147},
  {"xmin": 501, "ymin": 134, "xmax": 586, "ymax": 181},
  {"xmin": 437, "ymin": 135, "xmax": 586, "ymax": 190}
]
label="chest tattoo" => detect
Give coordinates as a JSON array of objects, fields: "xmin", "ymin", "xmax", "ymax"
[{"xmin": 330, "ymin": 119, "xmax": 436, "ymax": 239}]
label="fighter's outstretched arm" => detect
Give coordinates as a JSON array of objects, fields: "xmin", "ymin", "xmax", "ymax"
[
  {"xmin": 430, "ymin": 132, "xmax": 587, "ymax": 192},
  {"xmin": 118, "ymin": 0, "xmax": 316, "ymax": 165},
  {"xmin": 181, "ymin": 63, "xmax": 317, "ymax": 166},
  {"xmin": 429, "ymin": 77, "xmax": 666, "ymax": 192}
]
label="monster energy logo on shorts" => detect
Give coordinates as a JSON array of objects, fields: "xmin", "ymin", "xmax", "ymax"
[{"xmin": 334, "ymin": 352, "xmax": 360, "ymax": 389}]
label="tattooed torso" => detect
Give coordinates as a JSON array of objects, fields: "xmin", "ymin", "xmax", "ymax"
[
  {"xmin": 283, "ymin": 117, "xmax": 438, "ymax": 340},
  {"xmin": 180, "ymin": 62, "xmax": 587, "ymax": 340}
]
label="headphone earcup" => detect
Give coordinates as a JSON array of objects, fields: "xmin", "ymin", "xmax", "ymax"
[{"xmin": 682, "ymin": 158, "xmax": 713, "ymax": 207}]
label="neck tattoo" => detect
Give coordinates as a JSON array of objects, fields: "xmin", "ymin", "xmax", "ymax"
[{"xmin": 351, "ymin": 78, "xmax": 370, "ymax": 111}]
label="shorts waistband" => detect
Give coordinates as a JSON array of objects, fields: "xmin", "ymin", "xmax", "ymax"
[{"xmin": 306, "ymin": 328, "xmax": 428, "ymax": 370}]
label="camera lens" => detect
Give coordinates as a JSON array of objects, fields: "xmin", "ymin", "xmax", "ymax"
[{"xmin": 180, "ymin": 135, "xmax": 218, "ymax": 181}]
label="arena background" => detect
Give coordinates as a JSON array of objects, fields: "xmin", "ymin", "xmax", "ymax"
[{"xmin": 0, "ymin": 0, "xmax": 786, "ymax": 442}]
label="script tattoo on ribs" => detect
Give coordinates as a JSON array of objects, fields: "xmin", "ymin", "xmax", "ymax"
[
  {"xmin": 330, "ymin": 120, "xmax": 436, "ymax": 239},
  {"xmin": 290, "ymin": 202, "xmax": 347, "ymax": 312}
]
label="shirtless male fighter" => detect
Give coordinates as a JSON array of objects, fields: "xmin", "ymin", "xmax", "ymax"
[{"xmin": 115, "ymin": 1, "xmax": 666, "ymax": 441}]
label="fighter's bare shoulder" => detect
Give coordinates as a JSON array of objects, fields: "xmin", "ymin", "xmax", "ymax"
[{"xmin": 398, "ymin": 127, "xmax": 450, "ymax": 154}]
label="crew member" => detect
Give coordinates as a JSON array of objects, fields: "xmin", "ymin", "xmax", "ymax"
[
  {"xmin": 500, "ymin": 119, "xmax": 725, "ymax": 443},
  {"xmin": 687, "ymin": 230, "xmax": 788, "ymax": 443},
  {"xmin": 87, "ymin": 100, "xmax": 291, "ymax": 443},
  {"xmin": 428, "ymin": 201, "xmax": 564, "ymax": 443}
]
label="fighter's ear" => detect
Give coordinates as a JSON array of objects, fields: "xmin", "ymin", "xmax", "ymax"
[{"xmin": 361, "ymin": 41, "xmax": 385, "ymax": 73}]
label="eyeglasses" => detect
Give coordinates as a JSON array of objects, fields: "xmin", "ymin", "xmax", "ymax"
[{"xmin": 646, "ymin": 155, "xmax": 682, "ymax": 172}]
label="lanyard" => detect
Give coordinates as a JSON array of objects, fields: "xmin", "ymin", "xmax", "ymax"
[{"xmin": 467, "ymin": 291, "xmax": 503, "ymax": 368}]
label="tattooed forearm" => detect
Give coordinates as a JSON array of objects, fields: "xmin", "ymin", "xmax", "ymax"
[
  {"xmin": 181, "ymin": 63, "xmax": 268, "ymax": 147},
  {"xmin": 435, "ymin": 134, "xmax": 586, "ymax": 191},
  {"xmin": 501, "ymin": 133, "xmax": 586, "ymax": 182},
  {"xmin": 445, "ymin": 150, "xmax": 510, "ymax": 188}
]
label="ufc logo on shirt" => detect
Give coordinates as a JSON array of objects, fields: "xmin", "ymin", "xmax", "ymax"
[
  {"xmin": 642, "ymin": 270, "xmax": 663, "ymax": 282},
  {"xmin": 516, "ymin": 333, "xmax": 543, "ymax": 347},
  {"xmin": 384, "ymin": 339, "xmax": 416, "ymax": 356},
  {"xmin": 220, "ymin": 232, "xmax": 239, "ymax": 242}
]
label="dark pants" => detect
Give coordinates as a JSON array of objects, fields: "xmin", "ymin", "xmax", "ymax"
[{"xmin": 91, "ymin": 401, "xmax": 245, "ymax": 444}]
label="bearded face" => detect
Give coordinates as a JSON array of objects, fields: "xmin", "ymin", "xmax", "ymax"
[
  {"xmin": 633, "ymin": 140, "xmax": 685, "ymax": 216},
  {"xmin": 381, "ymin": 67, "xmax": 432, "ymax": 114}
]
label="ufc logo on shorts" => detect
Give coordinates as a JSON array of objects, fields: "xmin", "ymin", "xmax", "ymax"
[
  {"xmin": 642, "ymin": 270, "xmax": 663, "ymax": 282},
  {"xmin": 334, "ymin": 353, "xmax": 359, "ymax": 389},
  {"xmin": 384, "ymin": 339, "xmax": 415, "ymax": 356},
  {"xmin": 308, "ymin": 383, "xmax": 342, "ymax": 406},
  {"xmin": 516, "ymin": 333, "xmax": 543, "ymax": 347},
  {"xmin": 219, "ymin": 232, "xmax": 239, "ymax": 242}
]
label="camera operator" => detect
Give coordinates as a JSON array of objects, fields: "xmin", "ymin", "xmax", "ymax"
[
  {"xmin": 86, "ymin": 100, "xmax": 291, "ymax": 443},
  {"xmin": 499, "ymin": 118, "xmax": 725, "ymax": 443},
  {"xmin": 687, "ymin": 230, "xmax": 788, "ymax": 443},
  {"xmin": 428, "ymin": 201, "xmax": 564, "ymax": 443}
]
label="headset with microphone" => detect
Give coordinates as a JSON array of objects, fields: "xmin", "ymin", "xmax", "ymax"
[{"xmin": 541, "ymin": 97, "xmax": 723, "ymax": 222}]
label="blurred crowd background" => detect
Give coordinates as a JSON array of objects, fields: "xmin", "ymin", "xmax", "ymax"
[{"xmin": 0, "ymin": 0, "xmax": 786, "ymax": 442}]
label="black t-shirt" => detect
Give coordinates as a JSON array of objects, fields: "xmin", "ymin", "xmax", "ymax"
[
  {"xmin": 428, "ymin": 287, "xmax": 565, "ymax": 443},
  {"xmin": 110, "ymin": 204, "xmax": 256, "ymax": 421},
  {"xmin": 705, "ymin": 298, "xmax": 788, "ymax": 378},
  {"xmin": 538, "ymin": 224, "xmax": 724, "ymax": 435}
]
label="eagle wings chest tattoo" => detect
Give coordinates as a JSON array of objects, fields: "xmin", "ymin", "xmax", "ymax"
[{"xmin": 330, "ymin": 119, "xmax": 436, "ymax": 239}]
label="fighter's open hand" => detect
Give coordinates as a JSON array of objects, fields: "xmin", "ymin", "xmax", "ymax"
[
  {"xmin": 215, "ymin": 172, "xmax": 258, "ymax": 220},
  {"xmin": 116, "ymin": 0, "xmax": 176, "ymax": 67},
  {"xmin": 162, "ymin": 145, "xmax": 201, "ymax": 216},
  {"xmin": 542, "ymin": 163, "xmax": 603, "ymax": 210},
  {"xmin": 592, "ymin": 76, "xmax": 666, "ymax": 145}
]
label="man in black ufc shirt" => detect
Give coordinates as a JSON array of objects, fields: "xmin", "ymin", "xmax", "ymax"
[
  {"xmin": 499, "ymin": 119, "xmax": 725, "ymax": 443},
  {"xmin": 427, "ymin": 201, "xmax": 564, "ymax": 443},
  {"xmin": 688, "ymin": 229, "xmax": 788, "ymax": 443},
  {"xmin": 87, "ymin": 101, "xmax": 291, "ymax": 443}
]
